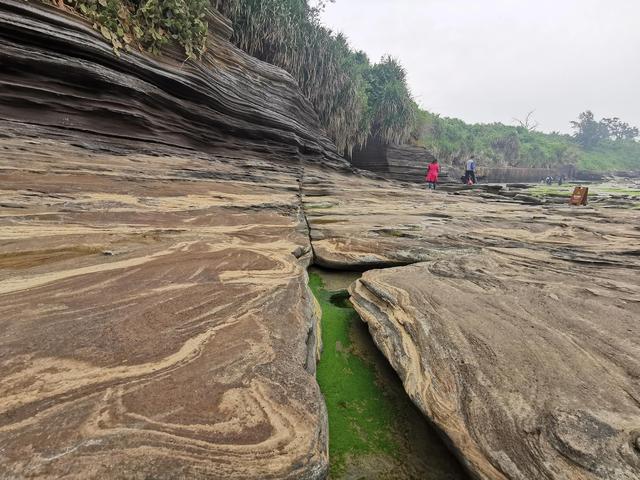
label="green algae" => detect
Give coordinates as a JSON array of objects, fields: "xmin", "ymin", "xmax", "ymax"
[
  {"xmin": 309, "ymin": 270, "xmax": 468, "ymax": 479},
  {"xmin": 310, "ymin": 272, "xmax": 396, "ymax": 472}
]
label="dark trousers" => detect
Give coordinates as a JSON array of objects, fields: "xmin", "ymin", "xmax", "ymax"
[
  {"xmin": 464, "ymin": 170, "xmax": 477, "ymax": 184},
  {"xmin": 427, "ymin": 181, "xmax": 437, "ymax": 189}
]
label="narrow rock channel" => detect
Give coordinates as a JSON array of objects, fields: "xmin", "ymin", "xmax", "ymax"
[{"xmin": 308, "ymin": 267, "xmax": 468, "ymax": 480}]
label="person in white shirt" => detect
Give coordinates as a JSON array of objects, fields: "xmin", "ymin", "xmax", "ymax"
[{"xmin": 464, "ymin": 155, "xmax": 477, "ymax": 184}]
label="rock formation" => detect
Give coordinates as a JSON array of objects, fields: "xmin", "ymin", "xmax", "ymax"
[
  {"xmin": 351, "ymin": 141, "xmax": 452, "ymax": 184},
  {"xmin": 303, "ymin": 166, "xmax": 640, "ymax": 269},
  {"xmin": 301, "ymin": 166, "xmax": 640, "ymax": 478},
  {"xmin": 2, "ymin": 1, "xmax": 639, "ymax": 479},
  {"xmin": 0, "ymin": 0, "xmax": 345, "ymax": 166},
  {"xmin": 0, "ymin": 1, "xmax": 346, "ymax": 478},
  {"xmin": 350, "ymin": 255, "xmax": 640, "ymax": 479}
]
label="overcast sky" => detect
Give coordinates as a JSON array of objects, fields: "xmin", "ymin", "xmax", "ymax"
[{"xmin": 319, "ymin": 0, "xmax": 640, "ymax": 133}]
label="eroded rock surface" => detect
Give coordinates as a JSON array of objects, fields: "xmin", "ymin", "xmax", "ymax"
[
  {"xmin": 2, "ymin": 2, "xmax": 640, "ymax": 479},
  {"xmin": 0, "ymin": 133, "xmax": 332, "ymax": 479},
  {"xmin": 0, "ymin": 1, "xmax": 345, "ymax": 477},
  {"xmin": 301, "ymin": 168, "xmax": 640, "ymax": 478},
  {"xmin": 303, "ymin": 166, "xmax": 640, "ymax": 270},
  {"xmin": 351, "ymin": 254, "xmax": 640, "ymax": 479}
]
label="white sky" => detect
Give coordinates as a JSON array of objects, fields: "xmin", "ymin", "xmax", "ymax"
[{"xmin": 319, "ymin": 0, "xmax": 640, "ymax": 133}]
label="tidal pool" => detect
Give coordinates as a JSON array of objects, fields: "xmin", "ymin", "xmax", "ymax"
[{"xmin": 309, "ymin": 267, "xmax": 468, "ymax": 480}]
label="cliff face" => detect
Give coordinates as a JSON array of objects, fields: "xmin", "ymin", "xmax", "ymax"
[
  {"xmin": 0, "ymin": 2, "xmax": 347, "ymax": 478},
  {"xmin": 2, "ymin": 3, "xmax": 640, "ymax": 480},
  {"xmin": 0, "ymin": 0, "xmax": 345, "ymax": 166}
]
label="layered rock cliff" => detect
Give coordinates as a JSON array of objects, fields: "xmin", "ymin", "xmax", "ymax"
[
  {"xmin": 2, "ymin": 2, "xmax": 640, "ymax": 480},
  {"xmin": 0, "ymin": 1, "xmax": 347, "ymax": 478},
  {"xmin": 0, "ymin": 0, "xmax": 345, "ymax": 166}
]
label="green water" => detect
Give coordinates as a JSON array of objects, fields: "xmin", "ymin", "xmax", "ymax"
[{"xmin": 309, "ymin": 268, "xmax": 468, "ymax": 480}]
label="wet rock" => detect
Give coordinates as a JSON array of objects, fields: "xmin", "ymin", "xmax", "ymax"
[{"xmin": 512, "ymin": 193, "xmax": 544, "ymax": 204}]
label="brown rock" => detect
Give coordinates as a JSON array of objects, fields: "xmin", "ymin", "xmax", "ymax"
[
  {"xmin": 0, "ymin": 136, "xmax": 329, "ymax": 480},
  {"xmin": 0, "ymin": 1, "xmax": 339, "ymax": 477},
  {"xmin": 303, "ymin": 166, "xmax": 640, "ymax": 479},
  {"xmin": 2, "ymin": 1, "xmax": 640, "ymax": 479},
  {"xmin": 350, "ymin": 253, "xmax": 640, "ymax": 479}
]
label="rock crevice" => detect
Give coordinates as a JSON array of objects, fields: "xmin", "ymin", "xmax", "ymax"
[{"xmin": 2, "ymin": 2, "xmax": 640, "ymax": 480}]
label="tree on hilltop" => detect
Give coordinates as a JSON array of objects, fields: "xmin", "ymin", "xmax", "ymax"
[
  {"xmin": 571, "ymin": 111, "xmax": 639, "ymax": 149},
  {"xmin": 571, "ymin": 111, "xmax": 610, "ymax": 149}
]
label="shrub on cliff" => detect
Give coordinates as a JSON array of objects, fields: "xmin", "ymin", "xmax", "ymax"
[
  {"xmin": 218, "ymin": 0, "xmax": 416, "ymax": 156},
  {"xmin": 46, "ymin": 0, "xmax": 416, "ymax": 156},
  {"xmin": 48, "ymin": 0, "xmax": 209, "ymax": 58}
]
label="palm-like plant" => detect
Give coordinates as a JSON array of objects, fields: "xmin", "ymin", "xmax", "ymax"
[{"xmin": 218, "ymin": 0, "xmax": 416, "ymax": 156}]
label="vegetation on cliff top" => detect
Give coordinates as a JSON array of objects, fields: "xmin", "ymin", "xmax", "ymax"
[
  {"xmin": 49, "ymin": 0, "xmax": 209, "ymax": 57},
  {"xmin": 50, "ymin": 0, "xmax": 416, "ymax": 156},
  {"xmin": 218, "ymin": 0, "xmax": 416, "ymax": 156},
  {"xmin": 46, "ymin": 0, "xmax": 639, "ymax": 172}
]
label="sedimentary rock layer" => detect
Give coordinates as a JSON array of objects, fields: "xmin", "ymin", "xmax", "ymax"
[
  {"xmin": 303, "ymin": 166, "xmax": 640, "ymax": 270},
  {"xmin": 350, "ymin": 254, "xmax": 640, "ymax": 479},
  {"xmin": 303, "ymin": 169, "xmax": 640, "ymax": 480},
  {"xmin": 2, "ymin": 1, "xmax": 639, "ymax": 478},
  {"xmin": 301, "ymin": 167, "xmax": 640, "ymax": 478},
  {"xmin": 0, "ymin": 1, "xmax": 346, "ymax": 477},
  {"xmin": 0, "ymin": 0, "xmax": 345, "ymax": 168},
  {"xmin": 0, "ymin": 131, "xmax": 330, "ymax": 479}
]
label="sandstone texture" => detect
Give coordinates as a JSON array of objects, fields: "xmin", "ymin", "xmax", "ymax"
[
  {"xmin": 351, "ymin": 256, "xmax": 640, "ymax": 479},
  {"xmin": 2, "ymin": 1, "xmax": 640, "ymax": 479},
  {"xmin": 0, "ymin": 135, "xmax": 329, "ymax": 479},
  {"xmin": 301, "ymin": 168, "xmax": 640, "ymax": 479},
  {"xmin": 0, "ymin": 1, "xmax": 348, "ymax": 478},
  {"xmin": 303, "ymin": 166, "xmax": 640, "ymax": 270}
]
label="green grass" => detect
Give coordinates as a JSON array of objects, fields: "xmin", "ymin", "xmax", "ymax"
[
  {"xmin": 595, "ymin": 187, "xmax": 640, "ymax": 196},
  {"xmin": 528, "ymin": 184, "xmax": 575, "ymax": 198},
  {"xmin": 309, "ymin": 272, "xmax": 399, "ymax": 476}
]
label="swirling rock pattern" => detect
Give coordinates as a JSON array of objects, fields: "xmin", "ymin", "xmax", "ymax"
[
  {"xmin": 0, "ymin": 1, "xmax": 346, "ymax": 477},
  {"xmin": 303, "ymin": 167, "xmax": 640, "ymax": 271},
  {"xmin": 0, "ymin": 131, "xmax": 330, "ymax": 479},
  {"xmin": 351, "ymin": 255, "xmax": 640, "ymax": 479},
  {"xmin": 2, "ymin": 1, "xmax": 640, "ymax": 478},
  {"xmin": 301, "ymin": 167, "xmax": 640, "ymax": 478}
]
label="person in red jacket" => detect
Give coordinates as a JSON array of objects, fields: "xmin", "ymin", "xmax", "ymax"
[{"xmin": 425, "ymin": 158, "xmax": 440, "ymax": 190}]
